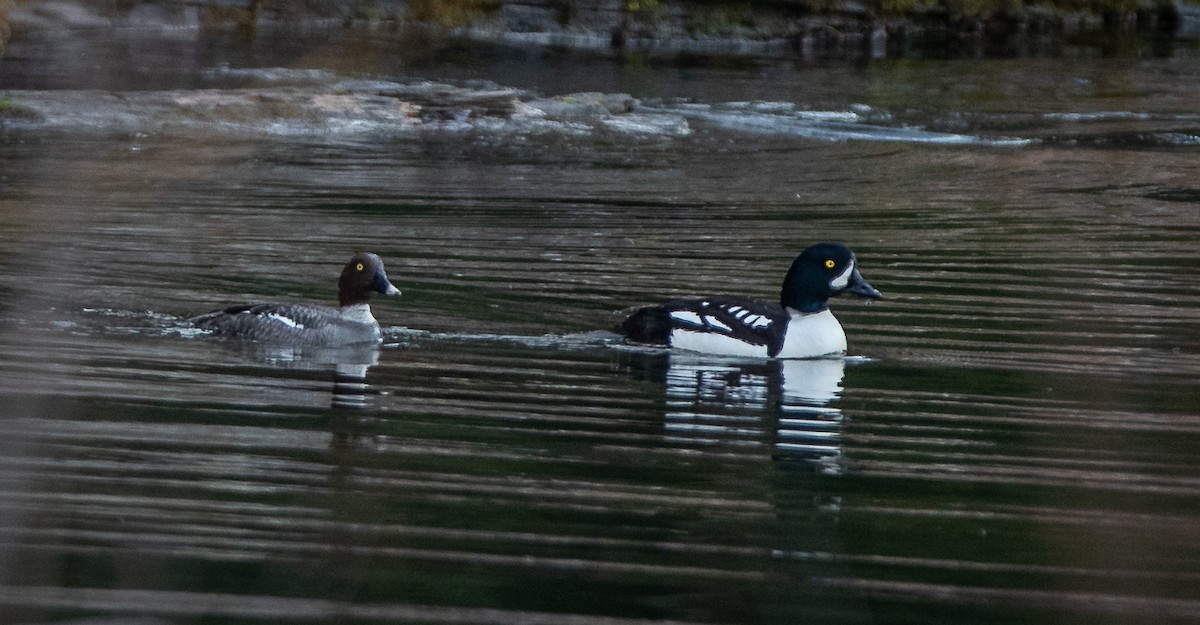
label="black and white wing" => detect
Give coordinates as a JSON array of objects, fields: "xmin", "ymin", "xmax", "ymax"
[
  {"xmin": 663, "ymin": 297, "xmax": 788, "ymax": 352},
  {"xmin": 619, "ymin": 297, "xmax": 789, "ymax": 357}
]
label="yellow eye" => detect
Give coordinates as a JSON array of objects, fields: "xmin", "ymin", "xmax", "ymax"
[
  {"xmin": 824, "ymin": 259, "xmax": 836, "ymax": 269},
  {"xmin": 356, "ymin": 263, "xmax": 364, "ymax": 271}
]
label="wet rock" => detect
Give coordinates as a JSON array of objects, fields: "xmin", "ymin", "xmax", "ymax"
[
  {"xmin": 376, "ymin": 82, "xmax": 529, "ymax": 119},
  {"xmin": 599, "ymin": 113, "xmax": 691, "ymax": 136},
  {"xmin": 0, "ymin": 75, "xmax": 688, "ymax": 139},
  {"xmin": 527, "ymin": 93, "xmax": 636, "ymax": 120}
]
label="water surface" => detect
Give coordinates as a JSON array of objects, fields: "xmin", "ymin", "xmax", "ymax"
[{"xmin": 0, "ymin": 23, "xmax": 1198, "ymax": 625}]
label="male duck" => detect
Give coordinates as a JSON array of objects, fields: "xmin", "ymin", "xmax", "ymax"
[
  {"xmin": 191, "ymin": 252, "xmax": 401, "ymax": 346},
  {"xmin": 619, "ymin": 243, "xmax": 881, "ymax": 358}
]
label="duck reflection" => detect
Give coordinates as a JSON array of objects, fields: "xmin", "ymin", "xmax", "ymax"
[
  {"xmin": 225, "ymin": 341, "xmax": 384, "ymax": 410},
  {"xmin": 654, "ymin": 354, "xmax": 847, "ymax": 471}
]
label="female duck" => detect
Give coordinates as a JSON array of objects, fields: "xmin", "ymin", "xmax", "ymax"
[
  {"xmin": 191, "ymin": 252, "xmax": 401, "ymax": 346},
  {"xmin": 619, "ymin": 243, "xmax": 881, "ymax": 358}
]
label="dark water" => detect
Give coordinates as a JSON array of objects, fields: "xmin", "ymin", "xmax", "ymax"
[{"xmin": 1, "ymin": 21, "xmax": 1199, "ymax": 625}]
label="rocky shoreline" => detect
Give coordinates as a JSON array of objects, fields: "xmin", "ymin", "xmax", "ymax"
[
  {"xmin": 0, "ymin": 76, "xmax": 692, "ymax": 138},
  {"xmin": 1, "ymin": 69, "xmax": 1057, "ymax": 145},
  {"xmin": 4, "ymin": 0, "xmax": 1199, "ymax": 62},
  {"xmin": 3, "ymin": 2, "xmax": 1196, "ymax": 148}
]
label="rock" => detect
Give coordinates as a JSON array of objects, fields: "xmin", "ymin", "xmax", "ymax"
[
  {"xmin": 527, "ymin": 93, "xmax": 636, "ymax": 119},
  {"xmin": 0, "ymin": 77, "xmax": 687, "ymax": 139}
]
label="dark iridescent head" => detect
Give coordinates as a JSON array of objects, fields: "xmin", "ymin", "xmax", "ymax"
[
  {"xmin": 339, "ymin": 252, "xmax": 401, "ymax": 307},
  {"xmin": 780, "ymin": 243, "xmax": 882, "ymax": 313}
]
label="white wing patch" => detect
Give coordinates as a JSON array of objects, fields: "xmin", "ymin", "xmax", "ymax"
[
  {"xmin": 672, "ymin": 303, "xmax": 775, "ymax": 336},
  {"xmin": 830, "ymin": 260, "xmax": 855, "ymax": 290},
  {"xmin": 742, "ymin": 314, "xmax": 771, "ymax": 329},
  {"xmin": 266, "ymin": 312, "xmax": 305, "ymax": 330},
  {"xmin": 669, "ymin": 311, "xmax": 703, "ymax": 325},
  {"xmin": 671, "ymin": 309, "xmax": 753, "ymax": 333},
  {"xmin": 722, "ymin": 305, "xmax": 772, "ymax": 329},
  {"xmin": 706, "ymin": 317, "xmax": 732, "ymax": 332}
]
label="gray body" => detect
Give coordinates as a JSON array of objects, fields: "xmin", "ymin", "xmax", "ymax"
[{"xmin": 191, "ymin": 252, "xmax": 401, "ymax": 347}]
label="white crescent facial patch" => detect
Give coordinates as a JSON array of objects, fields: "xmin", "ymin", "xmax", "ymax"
[{"xmin": 830, "ymin": 260, "xmax": 854, "ymax": 290}]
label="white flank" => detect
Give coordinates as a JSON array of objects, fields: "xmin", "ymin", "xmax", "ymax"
[
  {"xmin": 830, "ymin": 260, "xmax": 855, "ymax": 290},
  {"xmin": 727, "ymin": 306, "xmax": 745, "ymax": 316},
  {"xmin": 669, "ymin": 310, "xmax": 703, "ymax": 325},
  {"xmin": 266, "ymin": 313, "xmax": 304, "ymax": 330},
  {"xmin": 776, "ymin": 308, "xmax": 846, "ymax": 358},
  {"xmin": 670, "ymin": 329, "xmax": 769, "ymax": 358}
]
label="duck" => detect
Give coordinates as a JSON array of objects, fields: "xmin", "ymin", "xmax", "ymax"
[
  {"xmin": 619, "ymin": 243, "xmax": 881, "ymax": 358},
  {"xmin": 191, "ymin": 252, "xmax": 401, "ymax": 346}
]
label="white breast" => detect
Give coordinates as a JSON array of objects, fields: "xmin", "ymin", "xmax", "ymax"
[
  {"xmin": 776, "ymin": 308, "xmax": 847, "ymax": 358},
  {"xmin": 338, "ymin": 303, "xmax": 378, "ymax": 325}
]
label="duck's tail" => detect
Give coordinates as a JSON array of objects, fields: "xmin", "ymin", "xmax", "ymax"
[{"xmin": 616, "ymin": 305, "xmax": 671, "ymax": 345}]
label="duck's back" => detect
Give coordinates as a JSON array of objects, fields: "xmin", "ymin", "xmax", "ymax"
[{"xmin": 191, "ymin": 302, "xmax": 382, "ymax": 346}]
